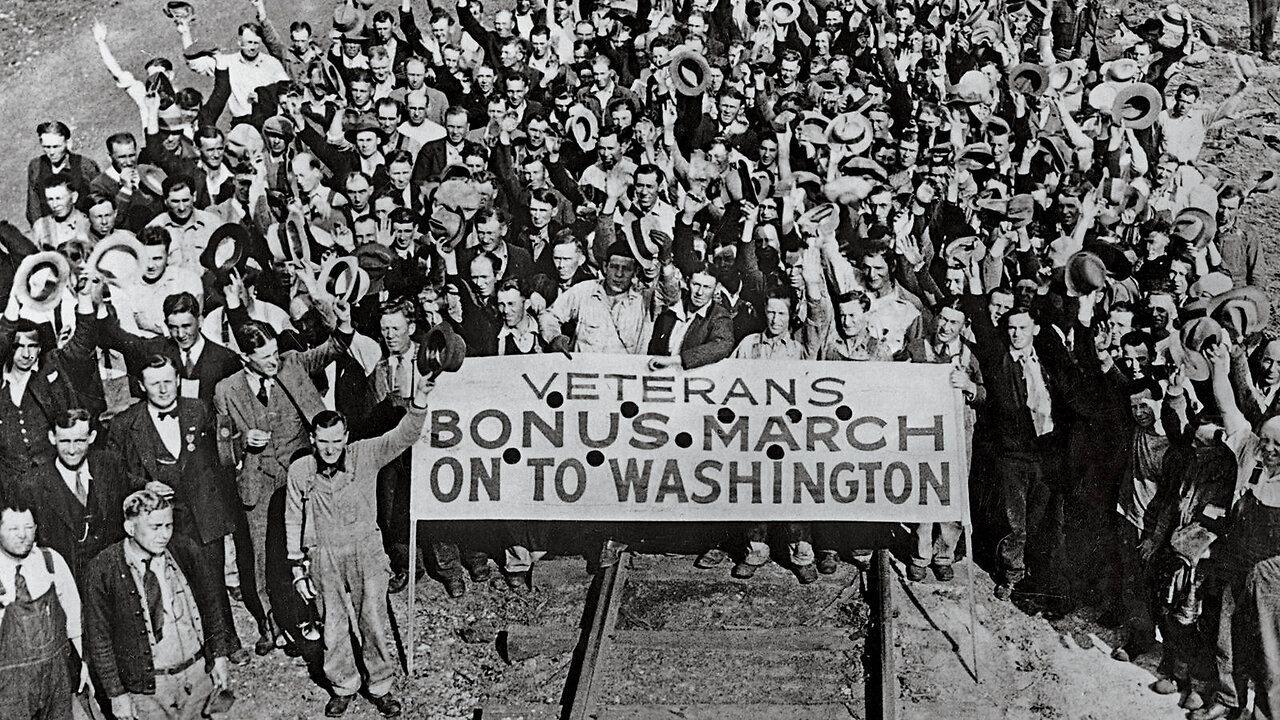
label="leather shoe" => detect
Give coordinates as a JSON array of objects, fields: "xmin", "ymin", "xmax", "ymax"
[
  {"xmin": 695, "ymin": 549, "xmax": 728, "ymax": 569},
  {"xmin": 906, "ymin": 565, "xmax": 928, "ymax": 582},
  {"xmin": 254, "ymin": 633, "xmax": 274, "ymax": 656},
  {"xmin": 228, "ymin": 648, "xmax": 250, "ymax": 666},
  {"xmin": 1150, "ymin": 678, "xmax": 1179, "ymax": 695},
  {"xmin": 504, "ymin": 571, "xmax": 530, "ymax": 595},
  {"xmin": 817, "ymin": 551, "xmax": 839, "ymax": 575},
  {"xmin": 467, "ymin": 564, "xmax": 494, "ymax": 583},
  {"xmin": 444, "ymin": 576, "xmax": 466, "ymax": 598},
  {"xmin": 933, "ymin": 564, "xmax": 955, "ymax": 582},
  {"xmin": 793, "ymin": 563, "xmax": 818, "ymax": 585},
  {"xmin": 994, "ymin": 584, "xmax": 1013, "ymax": 600},
  {"xmin": 325, "ymin": 694, "xmax": 353, "ymax": 717},
  {"xmin": 370, "ymin": 693, "xmax": 402, "ymax": 718},
  {"xmin": 1189, "ymin": 702, "xmax": 1241, "ymax": 720},
  {"xmin": 388, "ymin": 571, "xmax": 409, "ymax": 594},
  {"xmin": 731, "ymin": 562, "xmax": 759, "ymax": 579},
  {"xmin": 1181, "ymin": 690, "xmax": 1205, "ymax": 711}
]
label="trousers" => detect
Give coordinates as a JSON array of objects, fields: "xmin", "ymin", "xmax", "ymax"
[
  {"xmin": 127, "ymin": 663, "xmax": 211, "ymax": 720},
  {"xmin": 313, "ymin": 538, "xmax": 397, "ymax": 698},
  {"xmin": 992, "ymin": 453, "xmax": 1064, "ymax": 592},
  {"xmin": 910, "ymin": 522, "xmax": 963, "ymax": 567}
]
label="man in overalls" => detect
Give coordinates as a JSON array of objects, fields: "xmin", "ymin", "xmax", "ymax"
[
  {"xmin": 285, "ymin": 372, "xmax": 434, "ymax": 718},
  {"xmin": 0, "ymin": 500, "xmax": 86, "ymax": 720}
]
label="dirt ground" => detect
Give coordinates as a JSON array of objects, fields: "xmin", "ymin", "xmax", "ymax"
[{"xmin": 3, "ymin": 0, "xmax": 1280, "ymax": 717}]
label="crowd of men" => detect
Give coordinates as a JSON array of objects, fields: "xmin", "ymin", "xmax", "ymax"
[{"xmin": 1, "ymin": 0, "xmax": 1280, "ymax": 716}]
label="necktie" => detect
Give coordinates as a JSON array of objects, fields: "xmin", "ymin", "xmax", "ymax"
[
  {"xmin": 74, "ymin": 470, "xmax": 88, "ymax": 506},
  {"xmin": 13, "ymin": 564, "xmax": 29, "ymax": 603},
  {"xmin": 1018, "ymin": 353, "xmax": 1054, "ymax": 436},
  {"xmin": 256, "ymin": 378, "xmax": 270, "ymax": 407},
  {"xmin": 388, "ymin": 354, "xmax": 401, "ymax": 395},
  {"xmin": 143, "ymin": 559, "xmax": 164, "ymax": 640},
  {"xmin": 183, "ymin": 350, "xmax": 196, "ymax": 378}
]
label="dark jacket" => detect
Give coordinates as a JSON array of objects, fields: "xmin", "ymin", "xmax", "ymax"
[
  {"xmin": 83, "ymin": 536, "xmax": 237, "ymax": 697},
  {"xmin": 106, "ymin": 398, "xmax": 240, "ymax": 545},
  {"xmin": 99, "ymin": 317, "xmax": 243, "ymax": 410},
  {"xmin": 13, "ymin": 448, "xmax": 130, "ymax": 581},
  {"xmin": 648, "ymin": 301, "xmax": 735, "ymax": 369}
]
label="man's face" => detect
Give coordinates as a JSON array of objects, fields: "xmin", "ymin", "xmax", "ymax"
[
  {"xmin": 110, "ymin": 140, "xmax": 139, "ymax": 171},
  {"xmin": 837, "ymin": 299, "xmax": 868, "ymax": 338},
  {"xmin": 1129, "ymin": 389, "xmax": 1157, "ymax": 427},
  {"xmin": 391, "ymin": 222, "xmax": 416, "ymax": 249},
  {"xmin": 0, "ymin": 509, "xmax": 36, "ymax": 560},
  {"xmin": 859, "ymin": 254, "xmax": 891, "ymax": 292},
  {"xmin": 370, "ymin": 56, "xmax": 392, "ymax": 82},
  {"xmin": 552, "ymin": 242, "xmax": 582, "ymax": 282},
  {"xmin": 407, "ymin": 97, "xmax": 429, "ymax": 125},
  {"xmin": 353, "ymin": 219, "xmax": 378, "ymax": 245},
  {"xmin": 497, "ymin": 288, "xmax": 527, "ymax": 328},
  {"xmin": 476, "ymin": 218, "xmax": 504, "ymax": 251},
  {"xmin": 350, "ymin": 81, "xmax": 372, "ymax": 107},
  {"xmin": 944, "ymin": 267, "xmax": 965, "ymax": 296},
  {"xmin": 141, "ymin": 243, "xmax": 168, "ymax": 282},
  {"xmin": 1108, "ymin": 310, "xmax": 1134, "ymax": 347},
  {"xmin": 126, "ymin": 507, "xmax": 174, "ymax": 555},
  {"xmin": 759, "ymin": 140, "xmax": 778, "ymax": 168},
  {"xmin": 374, "ymin": 19, "xmax": 393, "ymax": 41},
  {"xmin": 293, "ymin": 158, "xmax": 322, "ymax": 192},
  {"xmin": 526, "ymin": 119, "xmax": 547, "ymax": 149},
  {"xmin": 988, "ymin": 291, "xmax": 1014, "ymax": 325},
  {"xmin": 290, "ymin": 29, "xmax": 311, "ymax": 53},
  {"xmin": 165, "ymin": 187, "xmax": 194, "ymax": 221},
  {"xmin": 445, "ymin": 113, "xmax": 468, "ymax": 144},
  {"xmin": 1259, "ymin": 340, "xmax": 1280, "ymax": 387},
  {"xmin": 1261, "ymin": 418, "xmax": 1280, "ymax": 471},
  {"xmin": 597, "ymin": 135, "xmax": 621, "ymax": 167},
  {"xmin": 239, "ymin": 29, "xmax": 263, "ymax": 60},
  {"xmin": 380, "ymin": 312, "xmax": 414, "ymax": 353},
  {"xmin": 11, "ymin": 331, "xmax": 40, "ymax": 372},
  {"xmin": 342, "ymin": 37, "xmax": 363, "ymax": 58},
  {"xmin": 266, "ymin": 133, "xmax": 287, "ymax": 155},
  {"xmin": 247, "ymin": 338, "xmax": 281, "ymax": 377},
  {"xmin": 377, "ymin": 107, "xmax": 400, "ymax": 137},
  {"xmin": 764, "ymin": 298, "xmax": 791, "ymax": 338},
  {"xmin": 634, "ymin": 172, "xmax": 659, "ymax": 210},
  {"xmin": 531, "ymin": 33, "xmax": 549, "ymax": 58},
  {"xmin": 88, "ymin": 201, "xmax": 117, "ymax": 237},
  {"xmin": 44, "ymin": 185, "xmax": 76, "ymax": 221},
  {"xmin": 388, "ymin": 161, "xmax": 412, "ymax": 190},
  {"xmin": 141, "ymin": 364, "xmax": 179, "ymax": 409},
  {"xmin": 345, "ymin": 177, "xmax": 372, "ymax": 210},
  {"xmin": 442, "ymin": 46, "xmax": 461, "ymax": 71},
  {"xmin": 1219, "ymin": 196, "xmax": 1242, "ymax": 228},
  {"xmin": 405, "ymin": 62, "xmax": 426, "ymax": 89},
  {"xmin": 717, "ymin": 96, "xmax": 741, "ymax": 126},
  {"xmin": 688, "ymin": 272, "xmax": 716, "ymax": 309},
  {"xmin": 487, "ymin": 101, "xmax": 506, "ymax": 124},
  {"xmin": 494, "ymin": 10, "xmax": 515, "ymax": 36},
  {"xmin": 603, "ymin": 255, "xmax": 636, "ymax": 294},
  {"xmin": 1005, "ymin": 312, "xmax": 1037, "ymax": 351},
  {"xmin": 312, "ymin": 422, "xmax": 350, "ymax": 465},
  {"xmin": 166, "ymin": 311, "xmax": 200, "ymax": 351},
  {"xmin": 40, "ymin": 133, "xmax": 68, "ymax": 165},
  {"xmin": 507, "ymin": 78, "xmax": 528, "ymax": 107},
  {"xmin": 935, "ymin": 307, "xmax": 965, "ymax": 345},
  {"xmin": 529, "ymin": 198, "xmax": 553, "ymax": 228},
  {"xmin": 1120, "ymin": 342, "xmax": 1152, "ymax": 379},
  {"xmin": 500, "ymin": 41, "xmax": 522, "ymax": 68},
  {"xmin": 470, "ymin": 257, "xmax": 497, "ymax": 300},
  {"xmin": 49, "ymin": 419, "xmax": 95, "ymax": 469},
  {"xmin": 354, "ymin": 130, "xmax": 380, "ymax": 158},
  {"xmin": 477, "ymin": 68, "xmax": 496, "ymax": 94}
]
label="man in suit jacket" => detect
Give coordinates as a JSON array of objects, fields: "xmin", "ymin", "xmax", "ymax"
[
  {"xmin": 83, "ymin": 489, "xmax": 236, "ymax": 720},
  {"xmin": 106, "ymin": 354, "xmax": 246, "ymax": 663},
  {"xmin": 14, "ymin": 408, "xmax": 130, "ymax": 582},
  {"xmin": 411, "ymin": 107, "xmax": 474, "ymax": 185},
  {"xmin": 214, "ymin": 297, "xmax": 357, "ymax": 652},
  {"xmin": 647, "ymin": 267, "xmax": 735, "ymax": 370},
  {"xmin": 904, "ymin": 300, "xmax": 985, "ymax": 582},
  {"xmin": 101, "ymin": 291, "xmax": 243, "ymax": 410}
]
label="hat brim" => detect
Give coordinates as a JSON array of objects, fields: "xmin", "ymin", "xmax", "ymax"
[
  {"xmin": 417, "ymin": 324, "xmax": 467, "ymax": 377},
  {"xmin": 201, "ymin": 223, "xmax": 249, "ymax": 274},
  {"xmin": 669, "ymin": 50, "xmax": 711, "ymax": 97},
  {"xmin": 1112, "ymin": 83, "xmax": 1163, "ymax": 130},
  {"xmin": 14, "ymin": 251, "xmax": 71, "ymax": 312},
  {"xmin": 88, "ymin": 234, "xmax": 145, "ymax": 287}
]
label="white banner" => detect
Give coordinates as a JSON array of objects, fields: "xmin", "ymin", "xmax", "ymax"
[{"xmin": 410, "ymin": 354, "xmax": 970, "ymax": 524}]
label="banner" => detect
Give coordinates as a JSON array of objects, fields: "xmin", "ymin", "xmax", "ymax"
[{"xmin": 409, "ymin": 354, "xmax": 969, "ymax": 524}]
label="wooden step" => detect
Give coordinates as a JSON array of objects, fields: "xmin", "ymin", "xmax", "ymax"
[{"xmin": 503, "ymin": 625, "xmax": 862, "ymax": 663}]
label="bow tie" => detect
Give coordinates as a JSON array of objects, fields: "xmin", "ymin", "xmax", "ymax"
[{"xmin": 157, "ymin": 409, "xmax": 179, "ymax": 422}]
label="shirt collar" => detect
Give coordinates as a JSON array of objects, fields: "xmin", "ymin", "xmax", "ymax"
[{"xmin": 56, "ymin": 459, "xmax": 90, "ymax": 483}]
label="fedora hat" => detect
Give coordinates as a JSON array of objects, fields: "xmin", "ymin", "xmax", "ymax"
[
  {"xmin": 795, "ymin": 111, "xmax": 830, "ymax": 146},
  {"xmin": 332, "ymin": 4, "xmax": 364, "ymax": 33},
  {"xmin": 317, "ymin": 256, "xmax": 370, "ymax": 304},
  {"xmin": 87, "ymin": 234, "xmax": 144, "ymax": 288},
  {"xmin": 1087, "ymin": 82, "xmax": 1120, "ymax": 112},
  {"xmin": 156, "ymin": 106, "xmax": 189, "ymax": 135},
  {"xmin": 267, "ymin": 212, "xmax": 313, "ymax": 266},
  {"xmin": 262, "ymin": 115, "xmax": 296, "ymax": 140},
  {"xmin": 417, "ymin": 323, "xmax": 467, "ymax": 379},
  {"xmin": 1208, "ymin": 286, "xmax": 1271, "ymax": 338},
  {"xmin": 163, "ymin": 0, "xmax": 194, "ymax": 20},
  {"xmin": 825, "ymin": 112, "xmax": 873, "ymax": 155},
  {"xmin": 1009, "ymin": 63, "xmax": 1050, "ymax": 96},
  {"xmin": 1084, "ymin": 240, "xmax": 1134, "ymax": 281},
  {"xmin": 567, "ymin": 105, "xmax": 599, "ymax": 151},
  {"xmin": 669, "ymin": 48, "xmax": 711, "ymax": 96},
  {"xmin": 1178, "ymin": 316, "xmax": 1227, "ymax": 382},
  {"xmin": 1049, "ymin": 60, "xmax": 1085, "ymax": 91},
  {"xmin": 345, "ymin": 116, "xmax": 385, "ymax": 143},
  {"xmin": 957, "ymin": 142, "xmax": 996, "ymax": 171},
  {"xmin": 796, "ymin": 203, "xmax": 841, "ymax": 237},
  {"xmin": 201, "ymin": 223, "xmax": 248, "ymax": 274},
  {"xmin": 181, "ymin": 41, "xmax": 218, "ymax": 61},
  {"xmin": 765, "ymin": 0, "xmax": 801, "ymax": 24},
  {"xmin": 1172, "ymin": 207, "xmax": 1217, "ymax": 249},
  {"xmin": 944, "ymin": 236, "xmax": 986, "ymax": 267},
  {"xmin": 1111, "ymin": 82, "xmax": 1163, "ymax": 130},
  {"xmin": 1102, "ymin": 57, "xmax": 1141, "ymax": 83},
  {"xmin": 14, "ymin": 252, "xmax": 70, "ymax": 312},
  {"xmin": 1064, "ymin": 250, "xmax": 1107, "ymax": 297},
  {"xmin": 948, "ymin": 70, "xmax": 994, "ymax": 105}
]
